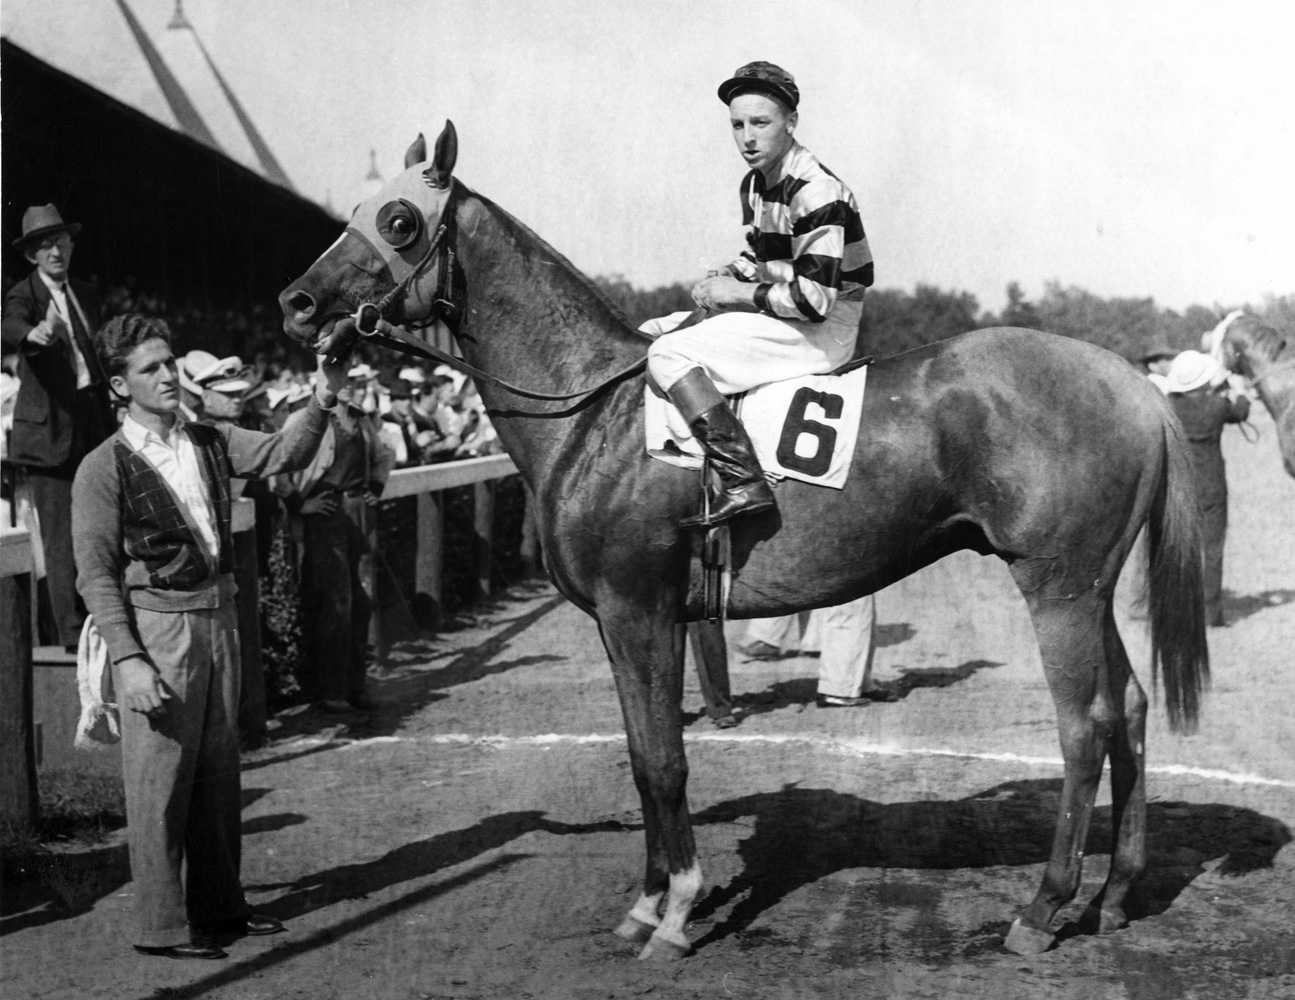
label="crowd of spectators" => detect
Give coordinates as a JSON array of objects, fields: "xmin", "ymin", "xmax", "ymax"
[{"xmin": 161, "ymin": 352, "xmax": 506, "ymax": 709}]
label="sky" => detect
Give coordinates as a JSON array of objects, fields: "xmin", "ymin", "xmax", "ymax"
[{"xmin": 5, "ymin": 0, "xmax": 1294, "ymax": 314}]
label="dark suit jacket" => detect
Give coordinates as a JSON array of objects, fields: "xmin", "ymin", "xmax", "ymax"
[{"xmin": 2, "ymin": 271, "xmax": 112, "ymax": 468}]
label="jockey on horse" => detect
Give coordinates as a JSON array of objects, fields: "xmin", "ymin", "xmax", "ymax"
[{"xmin": 645, "ymin": 61, "xmax": 873, "ymax": 527}]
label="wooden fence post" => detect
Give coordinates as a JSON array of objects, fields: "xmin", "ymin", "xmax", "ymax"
[
  {"xmin": 415, "ymin": 491, "xmax": 444, "ymax": 630},
  {"xmin": 0, "ymin": 572, "xmax": 39, "ymax": 829}
]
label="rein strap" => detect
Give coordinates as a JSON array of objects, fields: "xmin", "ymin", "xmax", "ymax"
[{"xmin": 361, "ymin": 316, "xmax": 647, "ymax": 401}]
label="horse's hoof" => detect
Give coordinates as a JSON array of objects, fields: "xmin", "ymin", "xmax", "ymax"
[
  {"xmin": 614, "ymin": 916, "xmax": 658, "ymax": 944},
  {"xmin": 1004, "ymin": 918, "xmax": 1055, "ymax": 954},
  {"xmin": 637, "ymin": 934, "xmax": 692, "ymax": 961}
]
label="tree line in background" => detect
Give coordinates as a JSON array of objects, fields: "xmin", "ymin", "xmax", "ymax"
[{"xmin": 593, "ymin": 274, "xmax": 1295, "ymax": 364}]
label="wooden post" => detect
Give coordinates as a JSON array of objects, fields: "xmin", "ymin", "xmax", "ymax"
[
  {"xmin": 232, "ymin": 518, "xmax": 266, "ymax": 748},
  {"xmin": 474, "ymin": 480, "xmax": 494, "ymax": 599},
  {"xmin": 415, "ymin": 491, "xmax": 443, "ymax": 630},
  {"xmin": 0, "ymin": 572, "xmax": 39, "ymax": 830}
]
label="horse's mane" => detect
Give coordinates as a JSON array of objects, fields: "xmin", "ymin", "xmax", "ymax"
[
  {"xmin": 462, "ymin": 186, "xmax": 653, "ymax": 344},
  {"xmin": 1232, "ymin": 314, "xmax": 1289, "ymax": 364}
]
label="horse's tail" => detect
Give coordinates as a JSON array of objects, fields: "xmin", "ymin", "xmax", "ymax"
[{"xmin": 1145, "ymin": 406, "xmax": 1209, "ymax": 733}]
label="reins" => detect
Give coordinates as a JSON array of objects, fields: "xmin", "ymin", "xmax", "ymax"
[{"xmin": 344, "ymin": 183, "xmax": 649, "ymax": 402}]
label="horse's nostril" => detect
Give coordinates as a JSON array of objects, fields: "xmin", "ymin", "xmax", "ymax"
[{"xmin": 287, "ymin": 290, "xmax": 316, "ymax": 318}]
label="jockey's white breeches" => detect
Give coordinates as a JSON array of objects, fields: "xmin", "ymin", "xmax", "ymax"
[{"xmin": 643, "ymin": 301, "xmax": 862, "ymax": 395}]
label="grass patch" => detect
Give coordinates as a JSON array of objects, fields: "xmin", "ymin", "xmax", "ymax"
[{"xmin": 1, "ymin": 767, "xmax": 126, "ymax": 888}]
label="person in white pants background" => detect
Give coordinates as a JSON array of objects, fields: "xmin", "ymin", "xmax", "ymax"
[{"xmin": 740, "ymin": 594, "xmax": 896, "ymax": 706}]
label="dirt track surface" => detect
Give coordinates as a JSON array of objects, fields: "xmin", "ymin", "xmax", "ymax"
[{"xmin": 4, "ymin": 411, "xmax": 1294, "ymax": 1000}]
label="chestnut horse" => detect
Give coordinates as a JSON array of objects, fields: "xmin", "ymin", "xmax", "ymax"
[{"xmin": 279, "ymin": 122, "xmax": 1208, "ymax": 959}]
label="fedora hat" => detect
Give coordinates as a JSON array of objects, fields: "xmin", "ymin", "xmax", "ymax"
[
  {"xmin": 1164, "ymin": 350, "xmax": 1223, "ymax": 394},
  {"xmin": 717, "ymin": 61, "xmax": 800, "ymax": 110},
  {"xmin": 1138, "ymin": 342, "xmax": 1177, "ymax": 364},
  {"xmin": 13, "ymin": 204, "xmax": 81, "ymax": 250}
]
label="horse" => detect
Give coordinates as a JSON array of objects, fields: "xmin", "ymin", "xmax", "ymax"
[
  {"xmin": 279, "ymin": 121, "xmax": 1208, "ymax": 960},
  {"xmin": 1212, "ymin": 312, "xmax": 1295, "ymax": 478}
]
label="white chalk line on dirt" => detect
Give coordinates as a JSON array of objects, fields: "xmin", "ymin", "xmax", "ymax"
[{"xmin": 305, "ymin": 732, "xmax": 1295, "ymax": 789}]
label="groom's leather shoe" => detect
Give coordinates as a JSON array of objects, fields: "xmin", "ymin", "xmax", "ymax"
[
  {"xmin": 245, "ymin": 913, "xmax": 286, "ymax": 936},
  {"xmin": 196, "ymin": 913, "xmax": 286, "ymax": 939},
  {"xmin": 134, "ymin": 941, "xmax": 227, "ymax": 960}
]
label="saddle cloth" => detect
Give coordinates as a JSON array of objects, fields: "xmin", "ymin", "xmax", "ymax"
[{"xmin": 645, "ymin": 364, "xmax": 868, "ymax": 489}]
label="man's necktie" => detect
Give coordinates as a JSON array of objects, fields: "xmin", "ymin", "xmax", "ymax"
[{"xmin": 62, "ymin": 285, "xmax": 103, "ymax": 385}]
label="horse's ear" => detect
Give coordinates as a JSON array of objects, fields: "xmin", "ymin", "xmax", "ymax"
[
  {"xmin": 424, "ymin": 120, "xmax": 457, "ymax": 189},
  {"xmin": 404, "ymin": 133, "xmax": 427, "ymax": 168}
]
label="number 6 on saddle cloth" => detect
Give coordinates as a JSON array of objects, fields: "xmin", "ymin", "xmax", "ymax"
[{"xmin": 645, "ymin": 357, "xmax": 872, "ymax": 489}]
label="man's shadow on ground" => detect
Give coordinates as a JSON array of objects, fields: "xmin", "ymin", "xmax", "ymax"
[
  {"xmin": 0, "ymin": 787, "xmax": 288, "ymax": 936},
  {"xmin": 247, "ymin": 810, "xmax": 636, "ymax": 920},
  {"xmin": 264, "ymin": 579, "xmax": 567, "ymax": 744},
  {"xmin": 686, "ymin": 778, "xmax": 1291, "ymax": 951}
]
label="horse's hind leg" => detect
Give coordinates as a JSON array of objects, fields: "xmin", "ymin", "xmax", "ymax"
[
  {"xmin": 1083, "ymin": 605, "xmax": 1148, "ymax": 933},
  {"xmin": 1005, "ymin": 589, "xmax": 1116, "ymax": 955}
]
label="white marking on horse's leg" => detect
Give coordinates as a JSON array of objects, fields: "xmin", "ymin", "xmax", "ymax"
[
  {"xmin": 638, "ymin": 862, "xmax": 702, "ymax": 960},
  {"xmin": 614, "ymin": 890, "xmax": 664, "ymax": 943}
]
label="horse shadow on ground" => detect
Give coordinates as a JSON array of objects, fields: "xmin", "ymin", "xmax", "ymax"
[
  {"xmin": 1221, "ymin": 588, "xmax": 1295, "ymax": 626},
  {"xmin": 686, "ymin": 778, "xmax": 1291, "ymax": 951},
  {"xmin": 263, "ymin": 579, "xmax": 568, "ymax": 744},
  {"xmin": 725, "ymin": 658, "xmax": 1004, "ymax": 721}
]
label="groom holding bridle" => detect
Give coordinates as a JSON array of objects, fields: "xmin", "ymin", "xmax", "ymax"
[{"xmin": 644, "ymin": 61, "xmax": 873, "ymax": 527}]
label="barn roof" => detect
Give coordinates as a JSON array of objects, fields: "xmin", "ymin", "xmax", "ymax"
[{"xmin": 2, "ymin": 0, "xmax": 296, "ymax": 193}]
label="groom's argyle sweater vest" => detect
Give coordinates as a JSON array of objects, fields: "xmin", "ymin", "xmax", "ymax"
[{"xmin": 113, "ymin": 423, "xmax": 234, "ymax": 590}]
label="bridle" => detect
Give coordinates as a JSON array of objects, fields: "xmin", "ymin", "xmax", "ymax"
[{"xmin": 334, "ymin": 181, "xmax": 648, "ymax": 403}]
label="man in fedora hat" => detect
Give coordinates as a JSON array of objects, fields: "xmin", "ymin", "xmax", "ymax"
[
  {"xmin": 643, "ymin": 61, "xmax": 873, "ymax": 527},
  {"xmin": 2, "ymin": 204, "xmax": 113, "ymax": 648}
]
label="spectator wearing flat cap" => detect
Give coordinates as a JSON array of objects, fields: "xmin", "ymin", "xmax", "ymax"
[
  {"xmin": 280, "ymin": 371, "xmax": 395, "ymax": 712},
  {"xmin": 641, "ymin": 61, "xmax": 873, "ymax": 528},
  {"xmin": 2, "ymin": 204, "xmax": 114, "ymax": 647},
  {"xmin": 1164, "ymin": 350, "xmax": 1250, "ymax": 627}
]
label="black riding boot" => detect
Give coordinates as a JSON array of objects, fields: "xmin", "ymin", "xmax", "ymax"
[{"xmin": 665, "ymin": 368, "xmax": 776, "ymax": 528}]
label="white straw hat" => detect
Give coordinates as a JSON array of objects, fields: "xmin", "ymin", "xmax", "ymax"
[
  {"xmin": 179, "ymin": 350, "xmax": 247, "ymax": 394},
  {"xmin": 1164, "ymin": 351, "xmax": 1222, "ymax": 394}
]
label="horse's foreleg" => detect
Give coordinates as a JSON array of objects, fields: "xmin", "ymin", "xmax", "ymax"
[
  {"xmin": 1083, "ymin": 611, "xmax": 1148, "ymax": 933},
  {"xmin": 603, "ymin": 620, "xmax": 701, "ymax": 960},
  {"xmin": 615, "ymin": 786, "xmax": 667, "ymax": 943},
  {"xmin": 1007, "ymin": 595, "xmax": 1114, "ymax": 955}
]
